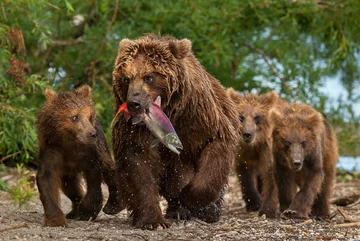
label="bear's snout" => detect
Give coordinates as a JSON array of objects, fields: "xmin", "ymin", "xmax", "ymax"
[
  {"xmin": 89, "ymin": 130, "xmax": 98, "ymax": 139},
  {"xmin": 127, "ymin": 100, "xmax": 142, "ymax": 113}
]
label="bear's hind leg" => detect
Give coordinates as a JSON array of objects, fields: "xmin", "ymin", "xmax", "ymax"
[
  {"xmin": 237, "ymin": 162, "xmax": 261, "ymax": 211},
  {"xmin": 180, "ymin": 141, "xmax": 231, "ymax": 223},
  {"xmin": 76, "ymin": 167, "xmax": 103, "ymax": 221},
  {"xmin": 102, "ymin": 166, "xmax": 124, "ymax": 215},
  {"xmin": 61, "ymin": 174, "xmax": 83, "ymax": 219}
]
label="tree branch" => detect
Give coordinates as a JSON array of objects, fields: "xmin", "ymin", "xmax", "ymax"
[
  {"xmin": 90, "ymin": 0, "xmax": 119, "ymax": 89},
  {"xmin": 0, "ymin": 151, "xmax": 21, "ymax": 163},
  {"xmin": 242, "ymin": 43, "xmax": 296, "ymax": 103},
  {"xmin": 51, "ymin": 38, "xmax": 84, "ymax": 46},
  {"xmin": 94, "ymin": 0, "xmax": 119, "ymax": 61}
]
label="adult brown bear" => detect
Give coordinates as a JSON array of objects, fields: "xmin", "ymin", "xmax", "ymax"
[{"xmin": 112, "ymin": 34, "xmax": 240, "ymax": 229}]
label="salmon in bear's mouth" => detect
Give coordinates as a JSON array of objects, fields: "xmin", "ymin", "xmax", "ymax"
[{"xmin": 111, "ymin": 97, "xmax": 183, "ymax": 154}]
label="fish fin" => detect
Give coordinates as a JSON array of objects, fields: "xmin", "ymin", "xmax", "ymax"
[
  {"xmin": 154, "ymin": 96, "xmax": 161, "ymax": 107},
  {"xmin": 132, "ymin": 116, "xmax": 143, "ymax": 124},
  {"xmin": 110, "ymin": 112, "xmax": 120, "ymax": 128},
  {"xmin": 150, "ymin": 139, "xmax": 160, "ymax": 148}
]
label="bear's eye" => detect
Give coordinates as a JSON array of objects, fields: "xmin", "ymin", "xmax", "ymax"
[
  {"xmin": 123, "ymin": 76, "xmax": 130, "ymax": 85},
  {"xmin": 71, "ymin": 115, "xmax": 79, "ymax": 122},
  {"xmin": 239, "ymin": 116, "xmax": 244, "ymax": 122},
  {"xmin": 284, "ymin": 140, "xmax": 291, "ymax": 148},
  {"xmin": 144, "ymin": 75, "xmax": 155, "ymax": 84},
  {"xmin": 301, "ymin": 140, "xmax": 307, "ymax": 147},
  {"xmin": 254, "ymin": 115, "xmax": 261, "ymax": 123}
]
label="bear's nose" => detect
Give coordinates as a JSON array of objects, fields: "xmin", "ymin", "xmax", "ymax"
[
  {"xmin": 243, "ymin": 132, "xmax": 252, "ymax": 138},
  {"xmin": 293, "ymin": 160, "xmax": 301, "ymax": 167},
  {"xmin": 90, "ymin": 131, "xmax": 98, "ymax": 139},
  {"xmin": 127, "ymin": 100, "xmax": 141, "ymax": 112}
]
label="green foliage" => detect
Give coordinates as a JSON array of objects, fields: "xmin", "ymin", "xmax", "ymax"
[
  {"xmin": 7, "ymin": 164, "xmax": 36, "ymax": 208},
  {"xmin": 0, "ymin": 70, "xmax": 50, "ymax": 163},
  {"xmin": 0, "ymin": 0, "xmax": 359, "ymax": 163},
  {"xmin": 336, "ymin": 169, "xmax": 360, "ymax": 182}
]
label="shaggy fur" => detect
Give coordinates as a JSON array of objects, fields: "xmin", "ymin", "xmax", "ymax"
[
  {"xmin": 112, "ymin": 34, "xmax": 240, "ymax": 229},
  {"xmin": 228, "ymin": 89, "xmax": 284, "ymax": 218},
  {"xmin": 262, "ymin": 103, "xmax": 338, "ymax": 219},
  {"xmin": 36, "ymin": 85, "xmax": 122, "ymax": 227}
]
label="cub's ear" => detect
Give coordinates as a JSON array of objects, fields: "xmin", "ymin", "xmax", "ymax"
[
  {"xmin": 118, "ymin": 38, "xmax": 137, "ymax": 53},
  {"xmin": 261, "ymin": 91, "xmax": 279, "ymax": 106},
  {"xmin": 44, "ymin": 89, "xmax": 57, "ymax": 102},
  {"xmin": 168, "ymin": 38, "xmax": 192, "ymax": 59},
  {"xmin": 227, "ymin": 88, "xmax": 242, "ymax": 104},
  {"xmin": 269, "ymin": 108, "xmax": 284, "ymax": 127},
  {"xmin": 75, "ymin": 85, "xmax": 92, "ymax": 98},
  {"xmin": 304, "ymin": 112, "xmax": 324, "ymax": 134}
]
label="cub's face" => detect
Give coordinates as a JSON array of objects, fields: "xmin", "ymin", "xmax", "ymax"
[
  {"xmin": 239, "ymin": 108, "xmax": 267, "ymax": 145},
  {"xmin": 273, "ymin": 127, "xmax": 315, "ymax": 171},
  {"xmin": 63, "ymin": 106, "xmax": 97, "ymax": 144},
  {"xmin": 114, "ymin": 55, "xmax": 169, "ymax": 116},
  {"xmin": 44, "ymin": 85, "xmax": 97, "ymax": 145}
]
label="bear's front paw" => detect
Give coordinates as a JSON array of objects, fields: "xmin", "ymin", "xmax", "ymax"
[
  {"xmin": 192, "ymin": 203, "xmax": 221, "ymax": 223},
  {"xmin": 75, "ymin": 202, "xmax": 101, "ymax": 221},
  {"xmin": 282, "ymin": 209, "xmax": 308, "ymax": 219},
  {"xmin": 44, "ymin": 215, "xmax": 68, "ymax": 227},
  {"xmin": 141, "ymin": 222, "xmax": 171, "ymax": 230}
]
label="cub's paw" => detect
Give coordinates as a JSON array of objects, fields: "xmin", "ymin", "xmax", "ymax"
[
  {"xmin": 246, "ymin": 202, "xmax": 261, "ymax": 212},
  {"xmin": 258, "ymin": 206, "xmax": 277, "ymax": 219},
  {"xmin": 141, "ymin": 222, "xmax": 171, "ymax": 230},
  {"xmin": 165, "ymin": 205, "xmax": 192, "ymax": 221},
  {"xmin": 66, "ymin": 209, "xmax": 79, "ymax": 220},
  {"xmin": 103, "ymin": 200, "xmax": 124, "ymax": 215},
  {"xmin": 44, "ymin": 216, "xmax": 68, "ymax": 227},
  {"xmin": 282, "ymin": 209, "xmax": 308, "ymax": 219}
]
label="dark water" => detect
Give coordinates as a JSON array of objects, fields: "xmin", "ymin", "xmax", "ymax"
[{"xmin": 337, "ymin": 156, "xmax": 360, "ymax": 171}]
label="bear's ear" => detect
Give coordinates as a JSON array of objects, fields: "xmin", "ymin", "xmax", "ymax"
[
  {"xmin": 227, "ymin": 88, "xmax": 242, "ymax": 104},
  {"xmin": 305, "ymin": 112, "xmax": 323, "ymax": 134},
  {"xmin": 269, "ymin": 108, "xmax": 284, "ymax": 127},
  {"xmin": 44, "ymin": 89, "xmax": 57, "ymax": 102},
  {"xmin": 168, "ymin": 39, "xmax": 192, "ymax": 59},
  {"xmin": 118, "ymin": 38, "xmax": 137, "ymax": 53},
  {"xmin": 75, "ymin": 85, "xmax": 92, "ymax": 98},
  {"xmin": 261, "ymin": 91, "xmax": 279, "ymax": 106}
]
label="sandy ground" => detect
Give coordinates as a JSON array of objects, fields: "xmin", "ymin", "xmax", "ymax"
[{"xmin": 0, "ymin": 168, "xmax": 360, "ymax": 241}]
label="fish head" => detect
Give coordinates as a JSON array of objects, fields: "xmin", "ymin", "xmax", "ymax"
[{"xmin": 165, "ymin": 133, "xmax": 183, "ymax": 153}]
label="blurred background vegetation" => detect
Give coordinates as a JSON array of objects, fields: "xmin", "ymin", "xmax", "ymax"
[{"xmin": 0, "ymin": 0, "xmax": 359, "ymax": 165}]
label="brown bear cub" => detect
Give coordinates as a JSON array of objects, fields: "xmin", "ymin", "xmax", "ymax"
[
  {"xmin": 263, "ymin": 103, "xmax": 338, "ymax": 219},
  {"xmin": 228, "ymin": 89, "xmax": 283, "ymax": 217},
  {"xmin": 112, "ymin": 34, "xmax": 240, "ymax": 229},
  {"xmin": 36, "ymin": 85, "xmax": 122, "ymax": 227}
]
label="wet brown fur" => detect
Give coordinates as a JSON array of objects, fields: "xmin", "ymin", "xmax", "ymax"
[
  {"xmin": 262, "ymin": 103, "xmax": 338, "ymax": 219},
  {"xmin": 228, "ymin": 89, "xmax": 284, "ymax": 217},
  {"xmin": 112, "ymin": 34, "xmax": 241, "ymax": 229},
  {"xmin": 36, "ymin": 85, "xmax": 122, "ymax": 227}
]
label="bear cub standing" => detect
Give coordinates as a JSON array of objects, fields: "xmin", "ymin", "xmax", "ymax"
[
  {"xmin": 228, "ymin": 89, "xmax": 283, "ymax": 217},
  {"xmin": 36, "ymin": 85, "xmax": 122, "ymax": 227},
  {"xmin": 263, "ymin": 103, "xmax": 338, "ymax": 219}
]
